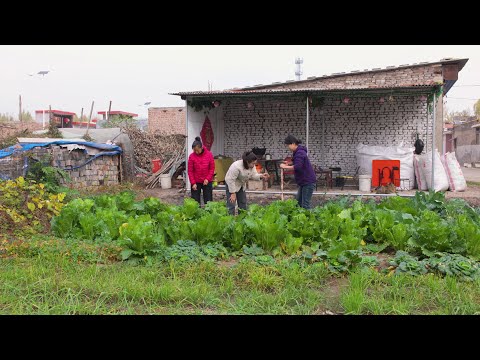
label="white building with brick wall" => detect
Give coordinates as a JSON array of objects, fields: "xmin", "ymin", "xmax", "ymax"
[
  {"xmin": 170, "ymin": 58, "xmax": 468, "ymax": 188},
  {"xmin": 148, "ymin": 107, "xmax": 186, "ymax": 135}
]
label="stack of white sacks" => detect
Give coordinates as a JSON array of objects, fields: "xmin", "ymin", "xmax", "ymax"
[
  {"xmin": 356, "ymin": 143, "xmax": 417, "ymax": 190},
  {"xmin": 413, "ymin": 150, "xmax": 467, "ymax": 192},
  {"xmin": 356, "ymin": 143, "xmax": 467, "ymax": 192}
]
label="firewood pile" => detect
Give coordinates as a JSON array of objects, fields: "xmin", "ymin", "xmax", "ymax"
[
  {"xmin": 145, "ymin": 149, "xmax": 185, "ymax": 189},
  {"xmin": 122, "ymin": 125, "xmax": 186, "ymax": 188}
]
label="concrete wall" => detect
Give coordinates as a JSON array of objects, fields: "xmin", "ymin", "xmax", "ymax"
[
  {"xmin": 456, "ymin": 145, "xmax": 480, "ymax": 165},
  {"xmin": 35, "ymin": 112, "xmax": 47, "ymax": 128},
  {"xmin": 454, "ymin": 121, "xmax": 479, "ymax": 147},
  {"xmin": 186, "ymin": 102, "xmax": 225, "ymax": 158}
]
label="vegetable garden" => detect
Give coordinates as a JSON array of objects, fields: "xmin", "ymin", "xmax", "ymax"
[{"xmin": 2, "ymin": 177, "xmax": 480, "ymax": 314}]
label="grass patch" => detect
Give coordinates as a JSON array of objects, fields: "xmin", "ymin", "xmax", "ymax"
[
  {"xmin": 466, "ymin": 181, "xmax": 480, "ymax": 187},
  {"xmin": 0, "ymin": 254, "xmax": 333, "ymax": 315},
  {"xmin": 3, "ymin": 237, "xmax": 480, "ymax": 314},
  {"xmin": 340, "ymin": 268, "xmax": 480, "ymax": 315}
]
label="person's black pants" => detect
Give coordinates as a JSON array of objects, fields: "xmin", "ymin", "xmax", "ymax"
[
  {"xmin": 191, "ymin": 182, "xmax": 213, "ymax": 205},
  {"xmin": 225, "ymin": 186, "xmax": 247, "ymax": 215}
]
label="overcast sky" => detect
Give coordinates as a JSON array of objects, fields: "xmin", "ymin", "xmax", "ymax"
[{"xmin": 1, "ymin": 45, "xmax": 478, "ymax": 119}]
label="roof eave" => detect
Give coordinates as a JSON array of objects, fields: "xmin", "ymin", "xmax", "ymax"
[
  {"xmin": 170, "ymin": 85, "xmax": 438, "ymax": 98},
  {"xmin": 235, "ymin": 58, "xmax": 469, "ymax": 91}
]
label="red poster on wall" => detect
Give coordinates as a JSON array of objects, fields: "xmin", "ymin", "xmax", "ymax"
[{"xmin": 200, "ymin": 115, "xmax": 214, "ymax": 151}]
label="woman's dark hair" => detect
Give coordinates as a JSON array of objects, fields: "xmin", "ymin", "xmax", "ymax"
[
  {"xmin": 284, "ymin": 134, "xmax": 302, "ymax": 145},
  {"xmin": 192, "ymin": 136, "xmax": 202, "ymax": 149},
  {"xmin": 242, "ymin": 151, "xmax": 258, "ymax": 169}
]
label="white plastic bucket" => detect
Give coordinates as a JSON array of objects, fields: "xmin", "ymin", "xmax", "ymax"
[
  {"xmin": 160, "ymin": 174, "xmax": 172, "ymax": 189},
  {"xmin": 358, "ymin": 175, "xmax": 371, "ymax": 192}
]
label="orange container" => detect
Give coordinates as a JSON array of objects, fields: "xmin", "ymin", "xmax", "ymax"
[
  {"xmin": 371, "ymin": 160, "xmax": 400, "ymax": 187},
  {"xmin": 152, "ymin": 159, "xmax": 162, "ymax": 173}
]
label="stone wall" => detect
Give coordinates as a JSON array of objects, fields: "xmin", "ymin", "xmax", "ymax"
[
  {"xmin": 455, "ymin": 145, "xmax": 480, "ymax": 165},
  {"xmin": 0, "ymin": 152, "xmax": 25, "ymax": 180},
  {"xmin": 0, "ymin": 145, "xmax": 120, "ymax": 188}
]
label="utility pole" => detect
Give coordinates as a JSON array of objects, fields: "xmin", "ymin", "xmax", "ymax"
[
  {"xmin": 107, "ymin": 100, "xmax": 112, "ymax": 121},
  {"xmin": 80, "ymin": 108, "xmax": 84, "ymax": 125},
  {"xmin": 19, "ymin": 95, "xmax": 22, "ymax": 122},
  {"xmin": 86, "ymin": 101, "xmax": 94, "ymax": 136}
]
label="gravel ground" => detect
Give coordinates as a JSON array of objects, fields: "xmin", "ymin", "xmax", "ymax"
[
  {"xmin": 136, "ymin": 166, "xmax": 480, "ymax": 207},
  {"xmin": 139, "ymin": 182, "xmax": 480, "ymax": 208}
]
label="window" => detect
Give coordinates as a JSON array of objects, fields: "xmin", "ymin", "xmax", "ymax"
[{"xmin": 476, "ymin": 128, "xmax": 480, "ymax": 145}]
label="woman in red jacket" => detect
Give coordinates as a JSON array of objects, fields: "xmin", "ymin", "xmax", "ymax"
[{"xmin": 188, "ymin": 137, "xmax": 215, "ymax": 205}]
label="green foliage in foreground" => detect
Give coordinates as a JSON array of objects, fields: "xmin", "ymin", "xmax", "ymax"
[{"xmin": 48, "ymin": 190, "xmax": 480, "ymax": 281}]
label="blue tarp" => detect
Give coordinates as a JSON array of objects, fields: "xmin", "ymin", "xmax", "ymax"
[{"xmin": 0, "ymin": 140, "xmax": 122, "ymax": 160}]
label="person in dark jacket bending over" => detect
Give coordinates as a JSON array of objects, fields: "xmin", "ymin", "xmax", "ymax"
[
  {"xmin": 188, "ymin": 136, "xmax": 215, "ymax": 205},
  {"xmin": 279, "ymin": 134, "xmax": 316, "ymax": 209}
]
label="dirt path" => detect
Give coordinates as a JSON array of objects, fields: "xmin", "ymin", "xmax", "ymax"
[
  {"xmin": 462, "ymin": 167, "xmax": 480, "ymax": 183},
  {"xmin": 139, "ymin": 183, "xmax": 480, "ymax": 207}
]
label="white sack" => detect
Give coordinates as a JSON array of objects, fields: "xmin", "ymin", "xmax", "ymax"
[
  {"xmin": 420, "ymin": 150, "xmax": 449, "ymax": 192},
  {"xmin": 413, "ymin": 154, "xmax": 428, "ymax": 191},
  {"xmin": 356, "ymin": 143, "xmax": 415, "ymax": 190},
  {"xmin": 442, "ymin": 152, "xmax": 467, "ymax": 192}
]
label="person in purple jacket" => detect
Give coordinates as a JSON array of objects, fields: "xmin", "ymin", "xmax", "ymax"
[{"xmin": 279, "ymin": 134, "xmax": 316, "ymax": 209}]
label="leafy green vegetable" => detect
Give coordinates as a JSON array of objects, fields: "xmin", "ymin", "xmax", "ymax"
[{"xmin": 118, "ymin": 214, "xmax": 164, "ymax": 261}]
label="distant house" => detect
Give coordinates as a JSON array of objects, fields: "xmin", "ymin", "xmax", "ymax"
[
  {"xmin": 453, "ymin": 119, "xmax": 480, "ymax": 148},
  {"xmin": 148, "ymin": 107, "xmax": 186, "ymax": 135},
  {"xmin": 171, "ymin": 57, "xmax": 468, "ymax": 181},
  {"xmin": 450, "ymin": 119, "xmax": 480, "ymax": 165},
  {"xmin": 35, "ymin": 109, "xmax": 76, "ymax": 129},
  {"xmin": 452, "ymin": 115, "xmax": 476, "ymax": 125},
  {"xmin": 97, "ymin": 111, "xmax": 138, "ymax": 121},
  {"xmin": 444, "ymin": 115, "xmax": 478, "ymax": 155},
  {"xmin": 96, "ymin": 110, "xmax": 138, "ymax": 128}
]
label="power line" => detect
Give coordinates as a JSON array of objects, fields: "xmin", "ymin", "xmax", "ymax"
[{"xmin": 445, "ymin": 97, "xmax": 479, "ymax": 100}]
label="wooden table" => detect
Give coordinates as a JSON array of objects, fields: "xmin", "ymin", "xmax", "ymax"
[{"xmin": 256, "ymin": 159, "xmax": 283, "ymax": 185}]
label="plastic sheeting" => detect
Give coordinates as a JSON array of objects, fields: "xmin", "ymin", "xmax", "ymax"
[
  {"xmin": 58, "ymin": 128, "xmax": 134, "ymax": 180},
  {"xmin": 0, "ymin": 140, "xmax": 122, "ymax": 160}
]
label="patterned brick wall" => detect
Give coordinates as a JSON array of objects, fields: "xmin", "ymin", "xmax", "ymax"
[
  {"xmin": 148, "ymin": 107, "xmax": 186, "ymax": 135},
  {"xmin": 223, "ymin": 96, "xmax": 432, "ymax": 175},
  {"xmin": 248, "ymin": 64, "xmax": 443, "ymax": 90}
]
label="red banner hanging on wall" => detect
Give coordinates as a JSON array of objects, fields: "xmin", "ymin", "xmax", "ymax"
[{"xmin": 200, "ymin": 115, "xmax": 214, "ymax": 151}]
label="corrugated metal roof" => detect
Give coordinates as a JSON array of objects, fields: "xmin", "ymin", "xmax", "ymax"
[
  {"xmin": 35, "ymin": 110, "xmax": 76, "ymax": 116},
  {"xmin": 170, "ymin": 85, "xmax": 437, "ymax": 97}
]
